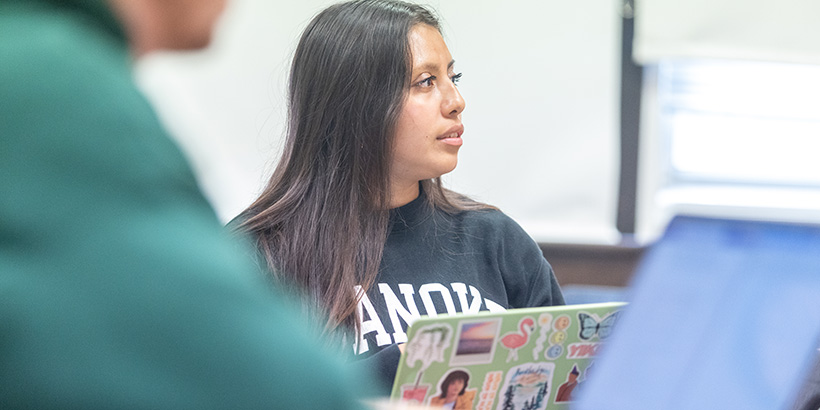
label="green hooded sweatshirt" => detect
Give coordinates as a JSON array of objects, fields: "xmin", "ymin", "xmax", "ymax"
[{"xmin": 0, "ymin": 1, "xmax": 369, "ymax": 408}]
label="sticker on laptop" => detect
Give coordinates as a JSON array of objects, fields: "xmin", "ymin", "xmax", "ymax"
[
  {"xmin": 553, "ymin": 364, "xmax": 583, "ymax": 403},
  {"xmin": 450, "ymin": 318, "xmax": 502, "ymax": 366},
  {"xmin": 577, "ymin": 311, "xmax": 620, "ymax": 340},
  {"xmin": 477, "ymin": 371, "xmax": 503, "ymax": 410},
  {"xmin": 400, "ymin": 322, "xmax": 454, "ymax": 404},
  {"xmin": 426, "ymin": 369, "xmax": 477, "ymax": 409},
  {"xmin": 500, "ymin": 316, "xmax": 536, "ymax": 362},
  {"xmin": 531, "ymin": 313, "xmax": 553, "ymax": 360},
  {"xmin": 496, "ymin": 362, "xmax": 555, "ymax": 410}
]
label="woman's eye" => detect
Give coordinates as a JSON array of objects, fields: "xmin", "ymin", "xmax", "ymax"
[
  {"xmin": 450, "ymin": 72, "xmax": 463, "ymax": 86},
  {"xmin": 417, "ymin": 75, "xmax": 435, "ymax": 88}
]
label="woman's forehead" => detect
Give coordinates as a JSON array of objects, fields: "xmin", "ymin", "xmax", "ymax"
[{"xmin": 408, "ymin": 24, "xmax": 453, "ymax": 72}]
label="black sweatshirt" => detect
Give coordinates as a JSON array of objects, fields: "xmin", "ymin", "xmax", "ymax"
[{"xmin": 354, "ymin": 192, "xmax": 565, "ymax": 394}]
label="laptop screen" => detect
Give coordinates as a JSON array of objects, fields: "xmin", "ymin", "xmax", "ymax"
[{"xmin": 575, "ymin": 215, "xmax": 820, "ymax": 410}]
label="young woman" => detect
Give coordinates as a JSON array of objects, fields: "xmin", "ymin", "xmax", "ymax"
[{"xmin": 233, "ymin": 0, "xmax": 564, "ymax": 391}]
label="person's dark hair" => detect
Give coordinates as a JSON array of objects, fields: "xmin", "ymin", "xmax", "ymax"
[
  {"xmin": 237, "ymin": 0, "xmax": 491, "ymax": 339},
  {"xmin": 438, "ymin": 370, "xmax": 469, "ymax": 398}
]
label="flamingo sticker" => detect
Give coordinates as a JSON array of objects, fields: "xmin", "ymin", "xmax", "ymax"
[{"xmin": 500, "ymin": 316, "xmax": 535, "ymax": 362}]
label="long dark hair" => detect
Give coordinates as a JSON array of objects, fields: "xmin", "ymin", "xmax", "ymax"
[{"xmin": 237, "ymin": 0, "xmax": 490, "ymax": 338}]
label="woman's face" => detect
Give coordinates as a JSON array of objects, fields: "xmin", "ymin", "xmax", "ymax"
[
  {"xmin": 390, "ymin": 24, "xmax": 466, "ymax": 194},
  {"xmin": 447, "ymin": 378, "xmax": 466, "ymax": 397}
]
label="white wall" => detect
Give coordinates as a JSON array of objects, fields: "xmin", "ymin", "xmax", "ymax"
[
  {"xmin": 632, "ymin": 0, "xmax": 820, "ymax": 243},
  {"xmin": 136, "ymin": 0, "xmax": 623, "ymax": 244}
]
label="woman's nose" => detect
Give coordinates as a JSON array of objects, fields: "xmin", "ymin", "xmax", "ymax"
[{"xmin": 441, "ymin": 81, "xmax": 466, "ymax": 117}]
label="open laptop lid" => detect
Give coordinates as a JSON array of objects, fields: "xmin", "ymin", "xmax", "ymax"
[
  {"xmin": 575, "ymin": 215, "xmax": 820, "ymax": 410},
  {"xmin": 391, "ymin": 302, "xmax": 626, "ymax": 409}
]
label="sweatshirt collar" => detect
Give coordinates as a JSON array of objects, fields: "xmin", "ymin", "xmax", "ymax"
[{"xmin": 389, "ymin": 188, "xmax": 431, "ymax": 233}]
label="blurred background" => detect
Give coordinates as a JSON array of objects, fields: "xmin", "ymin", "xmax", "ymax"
[{"xmin": 134, "ymin": 0, "xmax": 820, "ymax": 290}]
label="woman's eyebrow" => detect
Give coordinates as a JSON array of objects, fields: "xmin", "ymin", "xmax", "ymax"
[{"xmin": 413, "ymin": 59, "xmax": 456, "ymax": 74}]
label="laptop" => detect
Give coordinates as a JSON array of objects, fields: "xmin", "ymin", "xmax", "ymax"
[
  {"xmin": 574, "ymin": 215, "xmax": 820, "ymax": 410},
  {"xmin": 390, "ymin": 301, "xmax": 627, "ymax": 409}
]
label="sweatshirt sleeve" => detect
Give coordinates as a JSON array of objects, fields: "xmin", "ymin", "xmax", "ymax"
[
  {"xmin": 351, "ymin": 343, "xmax": 402, "ymax": 397},
  {"xmin": 494, "ymin": 212, "xmax": 566, "ymax": 308}
]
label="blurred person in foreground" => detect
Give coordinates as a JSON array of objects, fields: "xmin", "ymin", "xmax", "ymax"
[{"xmin": 0, "ymin": 0, "xmax": 370, "ymax": 408}]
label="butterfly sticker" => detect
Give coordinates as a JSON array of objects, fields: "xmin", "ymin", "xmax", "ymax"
[{"xmin": 577, "ymin": 311, "xmax": 620, "ymax": 340}]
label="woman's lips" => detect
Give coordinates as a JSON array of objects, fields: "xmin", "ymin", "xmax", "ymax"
[{"xmin": 437, "ymin": 125, "xmax": 464, "ymax": 146}]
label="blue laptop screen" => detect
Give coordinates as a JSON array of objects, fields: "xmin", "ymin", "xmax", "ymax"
[{"xmin": 575, "ymin": 215, "xmax": 820, "ymax": 410}]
